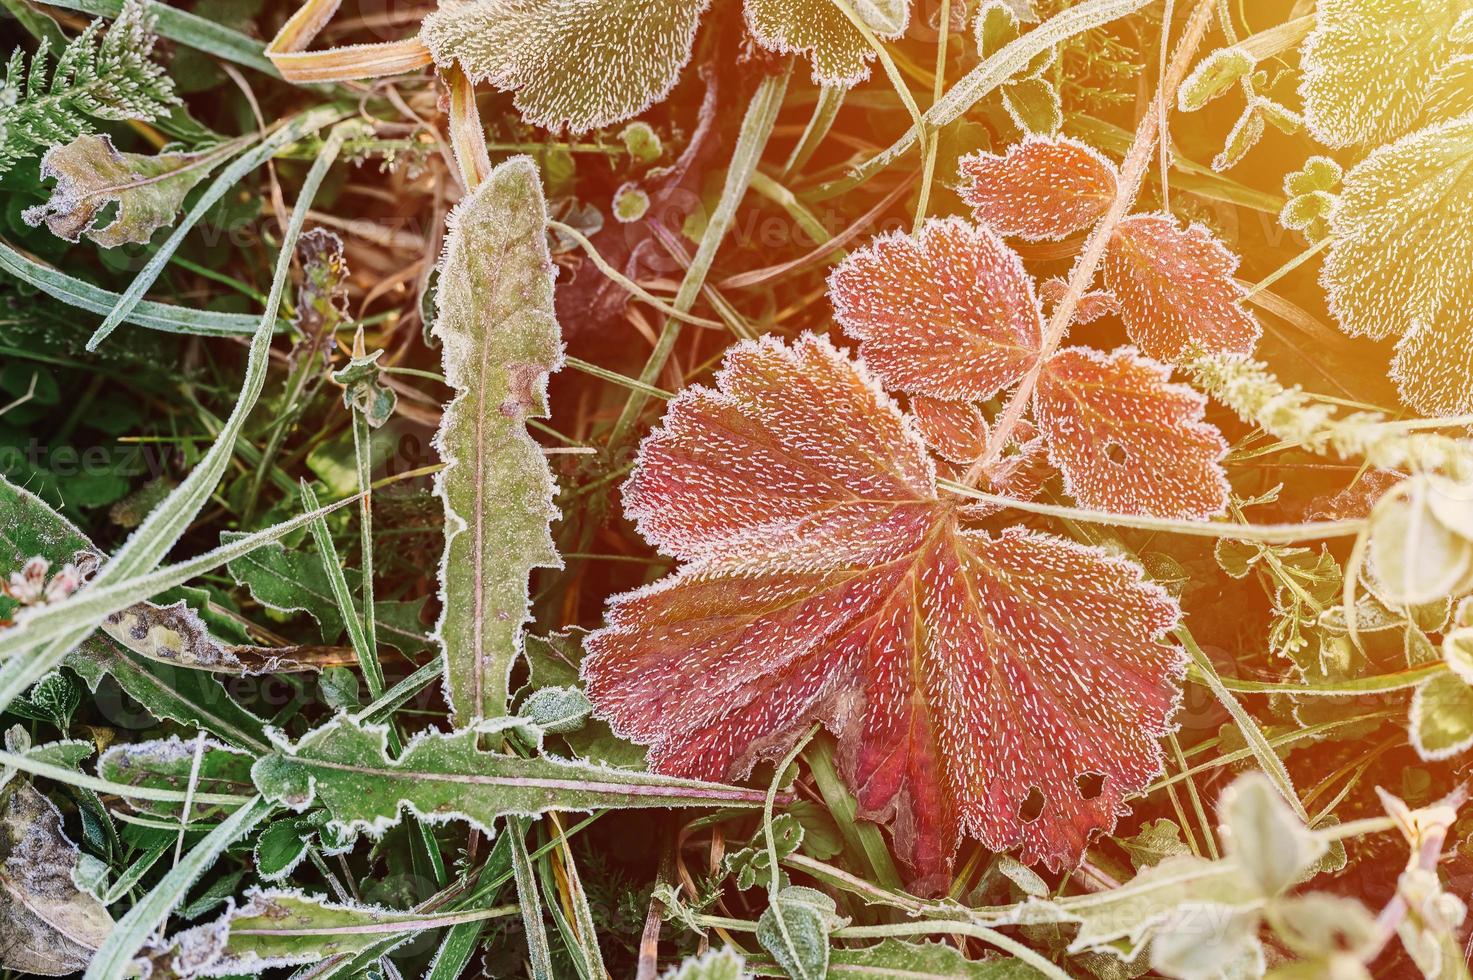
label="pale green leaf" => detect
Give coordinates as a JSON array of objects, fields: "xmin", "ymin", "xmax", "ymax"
[
  {"xmin": 1409, "ymin": 672, "xmax": 1473, "ymax": 760},
  {"xmin": 430, "ymin": 154, "xmax": 563, "ymax": 721},
  {"xmin": 1218, "ymin": 773, "xmax": 1326, "ymax": 896},
  {"xmin": 248, "ymin": 714, "xmax": 772, "ymax": 839},
  {"xmin": 421, "ymin": 0, "xmax": 708, "ymax": 133},
  {"xmin": 1366, "ymin": 475, "xmax": 1473, "ymax": 605},
  {"xmin": 1147, "ymin": 905, "xmax": 1265, "ymax": 980},
  {"xmin": 0, "ymin": 780, "xmax": 113, "ymax": 975},
  {"xmin": 1178, "ymin": 46, "xmax": 1255, "ymax": 112},
  {"xmin": 22, "ymin": 133, "xmax": 225, "ymax": 247},
  {"xmin": 1299, "ymin": 0, "xmax": 1466, "ymax": 146}
]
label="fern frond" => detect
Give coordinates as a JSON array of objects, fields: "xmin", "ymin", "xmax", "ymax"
[{"xmin": 0, "ymin": 0, "xmax": 178, "ymax": 175}]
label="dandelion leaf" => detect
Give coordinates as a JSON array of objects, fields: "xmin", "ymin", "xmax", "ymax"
[
  {"xmin": 432, "ymin": 155, "xmax": 563, "ymax": 722},
  {"xmin": 1324, "ymin": 116, "xmax": 1473, "ymax": 414},
  {"xmin": 1036, "ymin": 347, "xmax": 1229, "ymax": 519},
  {"xmin": 828, "ymin": 218, "xmax": 1042, "ymax": 402},
  {"xmin": 421, "ymin": 0, "xmax": 710, "ymax": 133},
  {"xmin": 97, "ymin": 735, "xmax": 255, "ymax": 820},
  {"xmin": 1299, "ymin": 0, "xmax": 1466, "ymax": 146},
  {"xmin": 249, "ymin": 714, "xmax": 770, "ymax": 838},
  {"xmin": 22, "ymin": 134, "xmax": 217, "ymax": 247},
  {"xmin": 582, "ymin": 335, "xmax": 1185, "ymax": 891}
]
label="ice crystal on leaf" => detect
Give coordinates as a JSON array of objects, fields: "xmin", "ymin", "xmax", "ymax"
[
  {"xmin": 582, "ymin": 334, "xmax": 1186, "ymax": 891},
  {"xmin": 1299, "ymin": 0, "xmax": 1468, "ymax": 147},
  {"xmin": 745, "ymin": 0, "xmax": 909, "ymax": 87},
  {"xmin": 1103, "ymin": 213, "xmax": 1260, "ymax": 362},
  {"xmin": 1321, "ymin": 115, "xmax": 1473, "ymax": 415},
  {"xmin": 958, "ymin": 137, "xmax": 1259, "ymax": 361},
  {"xmin": 1036, "ymin": 347, "xmax": 1229, "ymax": 519},
  {"xmin": 827, "ymin": 219, "xmax": 1042, "ymax": 402},
  {"xmin": 421, "ymin": 0, "xmax": 711, "ymax": 133},
  {"xmin": 830, "ymin": 206, "xmax": 1231, "ymax": 519}
]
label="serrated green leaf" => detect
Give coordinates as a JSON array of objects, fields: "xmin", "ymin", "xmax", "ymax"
[
  {"xmin": 421, "ymin": 0, "xmax": 708, "ymax": 133},
  {"xmin": 755, "ymin": 885, "xmax": 846, "ymax": 980},
  {"xmin": 430, "ymin": 155, "xmax": 563, "ymax": 722},
  {"xmin": 249, "ymin": 714, "xmax": 773, "ymax": 839},
  {"xmin": 663, "ymin": 947, "xmax": 747, "ymax": 980}
]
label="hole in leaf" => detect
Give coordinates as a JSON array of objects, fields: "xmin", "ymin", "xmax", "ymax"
[
  {"xmin": 1104, "ymin": 442, "xmax": 1127, "ymax": 465},
  {"xmin": 1018, "ymin": 786, "xmax": 1045, "ymax": 823},
  {"xmin": 1076, "ymin": 772, "xmax": 1105, "ymax": 800}
]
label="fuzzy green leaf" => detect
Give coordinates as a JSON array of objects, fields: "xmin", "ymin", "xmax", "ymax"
[
  {"xmin": 421, "ymin": 0, "xmax": 708, "ymax": 133},
  {"xmin": 431, "ymin": 155, "xmax": 563, "ymax": 722},
  {"xmin": 97, "ymin": 735, "xmax": 256, "ymax": 819},
  {"xmin": 755, "ymin": 886, "xmax": 846, "ymax": 980},
  {"xmin": 663, "ymin": 948, "xmax": 747, "ymax": 980},
  {"xmin": 826, "ymin": 939, "xmax": 1042, "ymax": 978},
  {"xmin": 1410, "ymin": 672, "xmax": 1473, "ymax": 761}
]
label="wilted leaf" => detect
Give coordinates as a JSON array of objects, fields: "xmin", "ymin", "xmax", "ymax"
[
  {"xmin": 745, "ymin": 0, "xmax": 908, "ymax": 87},
  {"xmin": 1103, "ymin": 213, "xmax": 1260, "ymax": 362},
  {"xmin": 583, "ymin": 335, "xmax": 1185, "ymax": 889},
  {"xmin": 98, "ymin": 735, "xmax": 255, "ymax": 819},
  {"xmin": 0, "ymin": 780, "xmax": 113, "ymax": 975},
  {"xmin": 829, "ymin": 218, "xmax": 1042, "ymax": 402},
  {"xmin": 250, "ymin": 714, "xmax": 772, "ymax": 838},
  {"xmin": 432, "ymin": 155, "xmax": 563, "ymax": 722},
  {"xmin": 1036, "ymin": 347, "xmax": 1229, "ymax": 519},
  {"xmin": 22, "ymin": 133, "xmax": 221, "ymax": 247},
  {"xmin": 958, "ymin": 136, "xmax": 1117, "ymax": 241},
  {"xmin": 1299, "ymin": 0, "xmax": 1466, "ymax": 146},
  {"xmin": 420, "ymin": 0, "xmax": 709, "ymax": 133}
]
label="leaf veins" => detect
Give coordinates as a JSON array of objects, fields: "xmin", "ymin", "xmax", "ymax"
[{"xmin": 582, "ymin": 334, "xmax": 1186, "ymax": 891}]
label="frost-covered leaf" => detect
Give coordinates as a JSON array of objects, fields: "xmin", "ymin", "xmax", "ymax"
[
  {"xmin": 249, "ymin": 714, "xmax": 770, "ymax": 838},
  {"xmin": 829, "ymin": 218, "xmax": 1042, "ymax": 401},
  {"xmin": 745, "ymin": 0, "xmax": 909, "ymax": 87},
  {"xmin": 1001, "ymin": 76, "xmax": 1061, "ymax": 137},
  {"xmin": 1366, "ymin": 475, "xmax": 1473, "ymax": 606},
  {"xmin": 911, "ymin": 396, "xmax": 989, "ymax": 463},
  {"xmin": 828, "ymin": 939, "xmax": 1038, "ymax": 977},
  {"xmin": 1036, "ymin": 347, "xmax": 1229, "ymax": 519},
  {"xmin": 332, "ymin": 348, "xmax": 397, "ymax": 429},
  {"xmin": 432, "ymin": 155, "xmax": 563, "ymax": 721},
  {"xmin": 22, "ymin": 134, "xmax": 219, "ymax": 247},
  {"xmin": 1410, "ymin": 672, "xmax": 1473, "ymax": 760},
  {"xmin": 144, "ymin": 888, "xmax": 465, "ymax": 977},
  {"xmin": 1218, "ymin": 772, "xmax": 1325, "ymax": 896},
  {"xmin": 97, "ymin": 735, "xmax": 255, "ymax": 820},
  {"xmin": 104, "ymin": 599, "xmax": 336, "ymax": 675},
  {"xmin": 1103, "ymin": 213, "xmax": 1260, "ymax": 362},
  {"xmin": 1318, "ymin": 116, "xmax": 1473, "ymax": 413},
  {"xmin": 1147, "ymin": 905, "xmax": 1265, "ymax": 980},
  {"xmin": 420, "ymin": 0, "xmax": 709, "ymax": 133},
  {"xmin": 1299, "ymin": 0, "xmax": 1467, "ymax": 146},
  {"xmin": 1178, "ymin": 46, "xmax": 1255, "ymax": 112},
  {"xmin": 661, "ymin": 947, "xmax": 748, "ymax": 980},
  {"xmin": 958, "ymin": 136, "xmax": 1117, "ymax": 241},
  {"xmin": 583, "ymin": 335, "xmax": 1184, "ymax": 889},
  {"xmin": 253, "ymin": 820, "xmax": 311, "ymax": 882},
  {"xmin": 0, "ymin": 780, "xmax": 113, "ymax": 975},
  {"xmin": 756, "ymin": 885, "xmax": 846, "ymax": 980},
  {"xmin": 1442, "ymin": 626, "xmax": 1473, "ymax": 683}
]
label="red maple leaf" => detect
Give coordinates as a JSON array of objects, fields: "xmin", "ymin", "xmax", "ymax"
[
  {"xmin": 958, "ymin": 136, "xmax": 1259, "ymax": 360},
  {"xmin": 829, "ymin": 217, "xmax": 1231, "ymax": 519},
  {"xmin": 583, "ymin": 335, "xmax": 1186, "ymax": 892}
]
